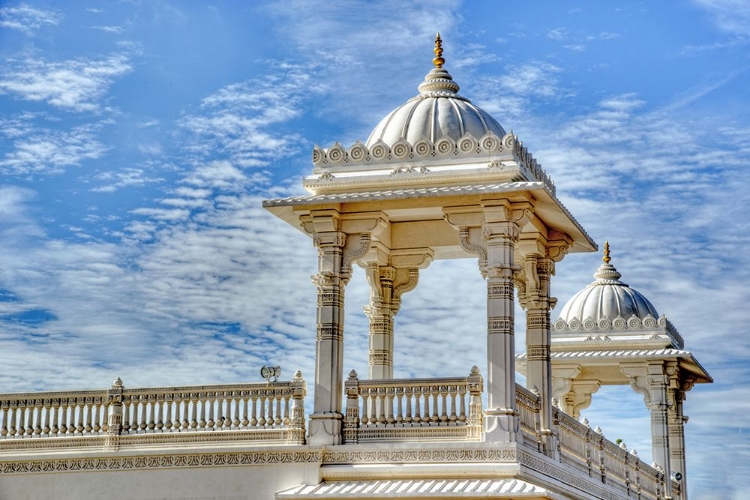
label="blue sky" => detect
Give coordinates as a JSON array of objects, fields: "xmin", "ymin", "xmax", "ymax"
[{"xmin": 1, "ymin": 1, "xmax": 749, "ymax": 497}]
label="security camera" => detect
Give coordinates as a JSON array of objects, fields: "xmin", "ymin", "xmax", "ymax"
[{"xmin": 672, "ymin": 472, "xmax": 683, "ymax": 482}]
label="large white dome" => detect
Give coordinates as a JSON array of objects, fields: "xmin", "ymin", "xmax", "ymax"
[
  {"xmin": 557, "ymin": 246, "xmax": 659, "ymax": 324},
  {"xmin": 365, "ymin": 66, "xmax": 506, "ymax": 148}
]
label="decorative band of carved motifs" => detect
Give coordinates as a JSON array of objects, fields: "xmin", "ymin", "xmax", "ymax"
[
  {"xmin": 488, "ymin": 283, "xmax": 514, "ymax": 299},
  {"xmin": 526, "ymin": 346, "xmax": 550, "ymax": 362},
  {"xmin": 316, "ymin": 324, "xmax": 343, "ymax": 341},
  {"xmin": 488, "ymin": 317, "xmax": 514, "ymax": 335},
  {"xmin": 368, "ymin": 351, "xmax": 392, "ymax": 366},
  {"xmin": 310, "ymin": 132, "xmax": 556, "ymax": 195}
]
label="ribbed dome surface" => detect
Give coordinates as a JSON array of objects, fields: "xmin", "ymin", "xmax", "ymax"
[
  {"xmin": 365, "ymin": 67, "xmax": 506, "ymax": 147},
  {"xmin": 557, "ymin": 251, "xmax": 659, "ymax": 323}
]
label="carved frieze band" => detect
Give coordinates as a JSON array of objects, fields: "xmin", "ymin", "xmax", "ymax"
[
  {"xmin": 488, "ymin": 317, "xmax": 514, "ymax": 335},
  {"xmin": 316, "ymin": 325, "xmax": 343, "ymax": 341},
  {"xmin": 369, "ymin": 351, "xmax": 392, "ymax": 366},
  {"xmin": 526, "ymin": 311, "xmax": 550, "ymax": 330},
  {"xmin": 0, "ymin": 447, "xmax": 524, "ymax": 475},
  {"xmin": 323, "ymin": 447, "xmax": 517, "ymax": 464},
  {"xmin": 519, "ymin": 450, "xmax": 623, "ymax": 500},
  {"xmin": 526, "ymin": 346, "xmax": 550, "ymax": 361},
  {"xmin": 488, "ymin": 283, "xmax": 514, "ymax": 300},
  {"xmin": 0, "ymin": 450, "xmax": 322, "ymax": 475}
]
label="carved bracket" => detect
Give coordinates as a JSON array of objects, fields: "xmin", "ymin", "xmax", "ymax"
[{"xmin": 459, "ymin": 226, "xmax": 488, "ymax": 275}]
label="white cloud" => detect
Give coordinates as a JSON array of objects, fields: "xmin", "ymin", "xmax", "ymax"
[
  {"xmin": 0, "ymin": 3, "xmax": 61, "ymax": 33},
  {"xmin": 692, "ymin": 0, "xmax": 750, "ymax": 34},
  {"xmin": 0, "ymin": 123, "xmax": 108, "ymax": 175},
  {"xmin": 0, "ymin": 54, "xmax": 132, "ymax": 112},
  {"xmin": 547, "ymin": 27, "xmax": 568, "ymax": 40},
  {"xmin": 91, "ymin": 168, "xmax": 164, "ymax": 192},
  {"xmin": 179, "ymin": 65, "xmax": 322, "ymax": 168},
  {"xmin": 91, "ymin": 25, "xmax": 123, "ymax": 34}
]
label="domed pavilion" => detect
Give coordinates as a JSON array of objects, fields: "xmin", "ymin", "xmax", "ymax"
[
  {"xmin": 518, "ymin": 242, "xmax": 711, "ymax": 497},
  {"xmin": 0, "ymin": 35, "xmax": 711, "ymax": 500}
]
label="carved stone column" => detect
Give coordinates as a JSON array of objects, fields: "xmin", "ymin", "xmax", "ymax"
[
  {"xmin": 519, "ymin": 246, "xmax": 556, "ymax": 455},
  {"xmin": 622, "ymin": 362, "xmax": 673, "ymax": 485},
  {"xmin": 669, "ymin": 371, "xmax": 693, "ymax": 499},
  {"xmin": 365, "ymin": 266, "xmax": 420, "ymax": 379},
  {"xmin": 481, "ymin": 201, "xmax": 531, "ymax": 443},
  {"xmin": 364, "ymin": 264, "xmax": 397, "ymax": 379},
  {"xmin": 308, "ymin": 224, "xmax": 347, "ymax": 445},
  {"xmin": 648, "ymin": 362, "xmax": 673, "ymax": 486}
]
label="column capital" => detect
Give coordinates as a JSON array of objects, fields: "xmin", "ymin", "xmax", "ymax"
[
  {"xmin": 481, "ymin": 199, "xmax": 534, "ymax": 226},
  {"xmin": 547, "ymin": 230, "xmax": 573, "ymax": 263}
]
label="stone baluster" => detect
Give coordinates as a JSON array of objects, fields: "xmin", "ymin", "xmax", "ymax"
[
  {"xmin": 413, "ymin": 387, "xmax": 422, "ymax": 423},
  {"xmin": 448, "ymin": 387, "xmax": 457, "ymax": 422},
  {"xmin": 430, "ymin": 386, "xmax": 439, "ymax": 423},
  {"xmin": 395, "ymin": 386, "xmax": 404, "ymax": 423},
  {"xmin": 458, "ymin": 385, "xmax": 467, "ymax": 422},
  {"xmin": 173, "ymin": 397, "xmax": 181, "ymax": 432},
  {"xmin": 75, "ymin": 400, "xmax": 85, "ymax": 434},
  {"xmin": 404, "ymin": 386, "xmax": 413, "ymax": 423},
  {"xmin": 439, "ymin": 387, "xmax": 448, "ymax": 423},
  {"xmin": 83, "ymin": 398, "xmax": 93, "ymax": 433},
  {"xmin": 50, "ymin": 400, "xmax": 59, "ymax": 436},
  {"xmin": 164, "ymin": 395, "xmax": 173, "ymax": 431},
  {"xmin": 0, "ymin": 403, "xmax": 7, "ymax": 437}
]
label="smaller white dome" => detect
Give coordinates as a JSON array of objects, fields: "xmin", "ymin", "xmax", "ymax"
[{"xmin": 557, "ymin": 244, "xmax": 659, "ymax": 323}]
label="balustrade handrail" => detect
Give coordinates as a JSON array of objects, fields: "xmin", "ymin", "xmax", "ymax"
[
  {"xmin": 343, "ymin": 367, "xmax": 483, "ymax": 443},
  {"xmin": 0, "ymin": 372, "xmax": 307, "ymax": 450},
  {"xmin": 515, "ymin": 387, "xmax": 672, "ymax": 500}
]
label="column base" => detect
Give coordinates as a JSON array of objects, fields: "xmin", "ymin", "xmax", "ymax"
[
  {"xmin": 483, "ymin": 408, "xmax": 519, "ymax": 443},
  {"xmin": 308, "ymin": 412, "xmax": 343, "ymax": 445}
]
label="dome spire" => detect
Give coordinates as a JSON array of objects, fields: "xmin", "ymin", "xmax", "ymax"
[
  {"xmin": 433, "ymin": 32, "xmax": 445, "ymax": 68},
  {"xmin": 418, "ymin": 33, "xmax": 461, "ymax": 96},
  {"xmin": 603, "ymin": 240, "xmax": 611, "ymax": 264},
  {"xmin": 594, "ymin": 240, "xmax": 623, "ymax": 282}
]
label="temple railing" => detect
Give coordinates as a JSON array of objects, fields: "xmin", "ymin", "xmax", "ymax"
[
  {"xmin": 342, "ymin": 367, "xmax": 483, "ymax": 443},
  {"xmin": 516, "ymin": 385, "xmax": 680, "ymax": 500},
  {"xmin": 0, "ymin": 371, "xmax": 306, "ymax": 451}
]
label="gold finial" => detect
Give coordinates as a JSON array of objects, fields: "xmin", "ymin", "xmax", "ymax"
[
  {"xmin": 603, "ymin": 240, "xmax": 611, "ymax": 264},
  {"xmin": 433, "ymin": 32, "xmax": 445, "ymax": 68}
]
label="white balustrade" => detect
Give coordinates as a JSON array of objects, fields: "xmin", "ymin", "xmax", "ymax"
[
  {"xmin": 0, "ymin": 371, "xmax": 306, "ymax": 450},
  {"xmin": 0, "ymin": 391, "xmax": 109, "ymax": 440},
  {"xmin": 343, "ymin": 367, "xmax": 483, "ymax": 443},
  {"xmin": 519, "ymin": 392, "xmax": 671, "ymax": 500},
  {"xmin": 515, "ymin": 385, "xmax": 541, "ymax": 448}
]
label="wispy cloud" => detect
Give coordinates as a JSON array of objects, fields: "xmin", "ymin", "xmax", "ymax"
[
  {"xmin": 692, "ymin": 0, "xmax": 750, "ymax": 34},
  {"xmin": 91, "ymin": 168, "xmax": 164, "ymax": 193},
  {"xmin": 471, "ymin": 62, "xmax": 564, "ymax": 119},
  {"xmin": 0, "ymin": 54, "xmax": 132, "ymax": 112},
  {"xmin": 91, "ymin": 25, "xmax": 123, "ymax": 34},
  {"xmin": 0, "ymin": 123, "xmax": 107, "ymax": 174},
  {"xmin": 179, "ymin": 64, "xmax": 324, "ymax": 168},
  {"xmin": 0, "ymin": 3, "xmax": 61, "ymax": 33}
]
